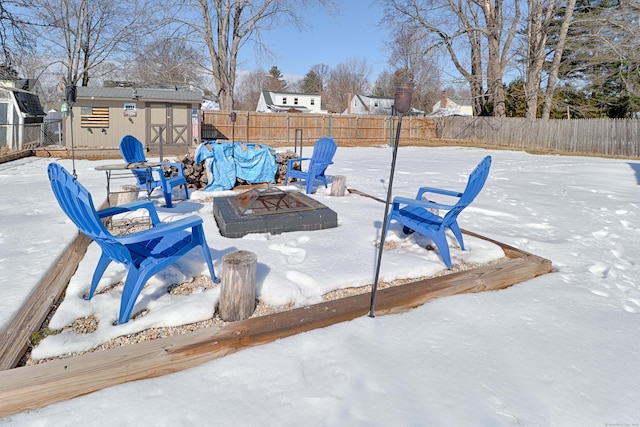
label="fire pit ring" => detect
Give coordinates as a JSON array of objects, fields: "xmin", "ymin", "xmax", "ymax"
[{"xmin": 213, "ymin": 188, "xmax": 338, "ymax": 238}]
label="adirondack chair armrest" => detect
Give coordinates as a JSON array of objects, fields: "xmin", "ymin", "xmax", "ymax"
[
  {"xmin": 161, "ymin": 162, "xmax": 185, "ymax": 174},
  {"xmin": 97, "ymin": 200, "xmax": 161, "ymax": 225},
  {"xmin": 416, "ymin": 186, "xmax": 463, "ymax": 200},
  {"xmin": 392, "ymin": 196, "xmax": 455, "ymax": 212},
  {"xmin": 287, "ymin": 157, "xmax": 311, "ymax": 168},
  {"xmin": 117, "ymin": 215, "xmax": 204, "ymax": 244}
]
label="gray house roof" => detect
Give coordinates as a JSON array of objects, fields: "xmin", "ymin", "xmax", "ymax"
[{"xmin": 75, "ymin": 86, "xmax": 203, "ymax": 103}]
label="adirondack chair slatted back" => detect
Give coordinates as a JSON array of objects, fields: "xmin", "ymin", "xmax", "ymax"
[
  {"xmin": 120, "ymin": 134, "xmax": 146, "ymax": 163},
  {"xmin": 284, "ymin": 137, "xmax": 337, "ymax": 194},
  {"xmin": 48, "ymin": 163, "xmax": 131, "ymax": 264},
  {"xmin": 309, "ymin": 137, "xmax": 337, "ymax": 175},
  {"xmin": 441, "ymin": 156, "xmax": 492, "ymax": 227},
  {"xmin": 119, "ymin": 135, "xmax": 155, "ymax": 188}
]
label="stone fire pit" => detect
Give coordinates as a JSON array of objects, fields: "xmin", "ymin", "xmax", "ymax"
[{"xmin": 212, "ymin": 188, "xmax": 338, "ymax": 238}]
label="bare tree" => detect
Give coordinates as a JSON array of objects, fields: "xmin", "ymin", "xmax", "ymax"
[
  {"xmin": 385, "ymin": 0, "xmax": 520, "ymax": 117},
  {"xmin": 522, "ymin": 0, "xmax": 576, "ymax": 119},
  {"xmin": 310, "ymin": 63, "xmax": 331, "ymax": 84},
  {"xmin": 234, "ymin": 69, "xmax": 266, "ymax": 110},
  {"xmin": 188, "ymin": 0, "xmax": 336, "ymax": 111},
  {"xmin": 538, "ymin": 0, "xmax": 576, "ymax": 119},
  {"xmin": 132, "ymin": 36, "xmax": 205, "ymax": 87},
  {"xmin": 372, "ymin": 70, "xmax": 396, "ymax": 97},
  {"xmin": 325, "ymin": 57, "xmax": 371, "ymax": 113},
  {"xmin": 1, "ymin": 1, "xmax": 31, "ymax": 64},
  {"xmin": 385, "ymin": 24, "xmax": 441, "ymax": 113},
  {"xmin": 0, "ymin": 0, "xmax": 33, "ymax": 67},
  {"xmin": 24, "ymin": 0, "xmax": 159, "ymax": 87}
]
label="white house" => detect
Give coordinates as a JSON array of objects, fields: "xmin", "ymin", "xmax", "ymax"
[
  {"xmin": 430, "ymin": 96, "xmax": 473, "ymax": 116},
  {"xmin": 0, "ymin": 80, "xmax": 47, "ymax": 150},
  {"xmin": 256, "ymin": 91, "xmax": 323, "ymax": 113},
  {"xmin": 345, "ymin": 94, "xmax": 394, "ymax": 115}
]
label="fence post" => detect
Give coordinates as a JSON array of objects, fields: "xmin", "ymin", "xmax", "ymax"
[
  {"xmin": 294, "ymin": 128, "xmax": 303, "ymax": 156},
  {"xmin": 389, "ymin": 116, "xmax": 394, "ymax": 146}
]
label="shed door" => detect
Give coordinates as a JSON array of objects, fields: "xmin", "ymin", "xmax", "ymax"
[
  {"xmin": 147, "ymin": 103, "xmax": 191, "ymax": 147},
  {"xmin": 170, "ymin": 104, "xmax": 189, "ymax": 144}
]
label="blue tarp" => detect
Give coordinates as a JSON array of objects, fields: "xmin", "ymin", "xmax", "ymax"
[{"xmin": 195, "ymin": 141, "xmax": 277, "ymax": 191}]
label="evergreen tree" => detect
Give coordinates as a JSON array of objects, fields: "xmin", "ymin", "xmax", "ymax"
[
  {"xmin": 553, "ymin": 0, "xmax": 640, "ymax": 117},
  {"xmin": 301, "ymin": 70, "xmax": 322, "ymax": 94},
  {"xmin": 264, "ymin": 66, "xmax": 287, "ymax": 92}
]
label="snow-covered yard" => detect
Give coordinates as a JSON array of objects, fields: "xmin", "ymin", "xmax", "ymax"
[{"xmin": 1, "ymin": 146, "xmax": 639, "ymax": 425}]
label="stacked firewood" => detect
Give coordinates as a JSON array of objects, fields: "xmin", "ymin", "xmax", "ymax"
[
  {"xmin": 274, "ymin": 150, "xmax": 300, "ymax": 184},
  {"xmin": 169, "ymin": 154, "xmax": 207, "ymax": 189},
  {"xmin": 170, "ymin": 150, "xmax": 300, "ymax": 190}
]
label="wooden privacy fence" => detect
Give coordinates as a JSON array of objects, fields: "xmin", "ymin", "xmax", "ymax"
[
  {"xmin": 437, "ymin": 116, "xmax": 640, "ymax": 158},
  {"xmin": 201, "ymin": 111, "xmax": 436, "ymax": 145},
  {"xmin": 202, "ymin": 112, "xmax": 639, "ymax": 158}
]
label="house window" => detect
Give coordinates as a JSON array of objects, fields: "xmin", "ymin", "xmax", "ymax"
[
  {"xmin": 374, "ymin": 101, "xmax": 379, "ymax": 107},
  {"xmin": 310, "ymin": 99, "xmax": 315, "ymax": 106},
  {"xmin": 282, "ymin": 97, "xmax": 287, "ymax": 105},
  {"xmin": 81, "ymin": 106, "xmax": 109, "ymax": 128},
  {"xmin": 294, "ymin": 98, "xmax": 299, "ymax": 105}
]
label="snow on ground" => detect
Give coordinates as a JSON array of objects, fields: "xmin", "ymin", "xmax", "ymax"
[{"xmin": 1, "ymin": 146, "xmax": 639, "ymax": 426}]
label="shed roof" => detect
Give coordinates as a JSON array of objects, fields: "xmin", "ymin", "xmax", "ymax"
[
  {"xmin": 76, "ymin": 87, "xmax": 203, "ymax": 103},
  {"xmin": 0, "ymin": 86, "xmax": 47, "ymax": 116}
]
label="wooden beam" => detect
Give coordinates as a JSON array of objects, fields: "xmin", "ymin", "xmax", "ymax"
[
  {"xmin": 0, "ymin": 240, "xmax": 552, "ymax": 417},
  {"xmin": 0, "ymin": 233, "xmax": 92, "ymax": 371}
]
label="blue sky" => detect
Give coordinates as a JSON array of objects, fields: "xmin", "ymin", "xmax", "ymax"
[{"xmin": 238, "ymin": 1, "xmax": 389, "ymax": 81}]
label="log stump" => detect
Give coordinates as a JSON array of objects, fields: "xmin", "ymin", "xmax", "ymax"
[
  {"xmin": 330, "ymin": 175, "xmax": 346, "ymax": 196},
  {"xmin": 220, "ymin": 250, "xmax": 258, "ymax": 321},
  {"xmin": 109, "ymin": 185, "xmax": 139, "ymax": 206}
]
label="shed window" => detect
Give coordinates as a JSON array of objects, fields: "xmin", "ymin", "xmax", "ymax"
[
  {"xmin": 81, "ymin": 106, "xmax": 109, "ymax": 128},
  {"xmin": 310, "ymin": 99, "xmax": 315, "ymax": 106}
]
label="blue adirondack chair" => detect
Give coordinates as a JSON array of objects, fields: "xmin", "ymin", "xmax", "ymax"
[
  {"xmin": 284, "ymin": 137, "xmax": 337, "ymax": 194},
  {"xmin": 48, "ymin": 163, "xmax": 219, "ymax": 324},
  {"xmin": 383, "ymin": 156, "xmax": 492, "ymax": 268},
  {"xmin": 119, "ymin": 135, "xmax": 189, "ymax": 208}
]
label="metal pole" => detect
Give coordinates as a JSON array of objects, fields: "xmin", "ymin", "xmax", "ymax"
[
  {"xmin": 369, "ymin": 115, "xmax": 403, "ymax": 317},
  {"xmin": 369, "ymin": 78, "xmax": 413, "ymax": 317},
  {"xmin": 69, "ymin": 107, "xmax": 77, "ymax": 178},
  {"xmin": 65, "ymin": 85, "xmax": 77, "ymax": 178}
]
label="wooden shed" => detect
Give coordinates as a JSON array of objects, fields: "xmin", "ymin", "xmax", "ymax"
[{"xmin": 63, "ymin": 86, "xmax": 203, "ymax": 152}]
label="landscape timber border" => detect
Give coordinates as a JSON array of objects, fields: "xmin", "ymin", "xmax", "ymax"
[{"xmin": 0, "ymin": 228, "xmax": 552, "ymax": 417}]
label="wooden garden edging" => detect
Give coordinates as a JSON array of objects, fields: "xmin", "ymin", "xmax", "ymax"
[
  {"xmin": 0, "ymin": 230, "xmax": 552, "ymax": 417},
  {"xmin": 0, "ymin": 232, "xmax": 91, "ymax": 371}
]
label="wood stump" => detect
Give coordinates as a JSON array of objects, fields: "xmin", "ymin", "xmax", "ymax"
[
  {"xmin": 109, "ymin": 185, "xmax": 139, "ymax": 206},
  {"xmin": 330, "ymin": 175, "xmax": 346, "ymax": 196},
  {"xmin": 220, "ymin": 250, "xmax": 257, "ymax": 321}
]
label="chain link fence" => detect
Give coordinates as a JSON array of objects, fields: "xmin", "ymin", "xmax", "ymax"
[{"xmin": 0, "ymin": 120, "xmax": 63, "ymax": 151}]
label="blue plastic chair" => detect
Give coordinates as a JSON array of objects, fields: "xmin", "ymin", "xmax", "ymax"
[
  {"xmin": 48, "ymin": 163, "xmax": 219, "ymax": 324},
  {"xmin": 382, "ymin": 156, "xmax": 492, "ymax": 268},
  {"xmin": 119, "ymin": 135, "xmax": 188, "ymax": 208},
  {"xmin": 284, "ymin": 137, "xmax": 337, "ymax": 194}
]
